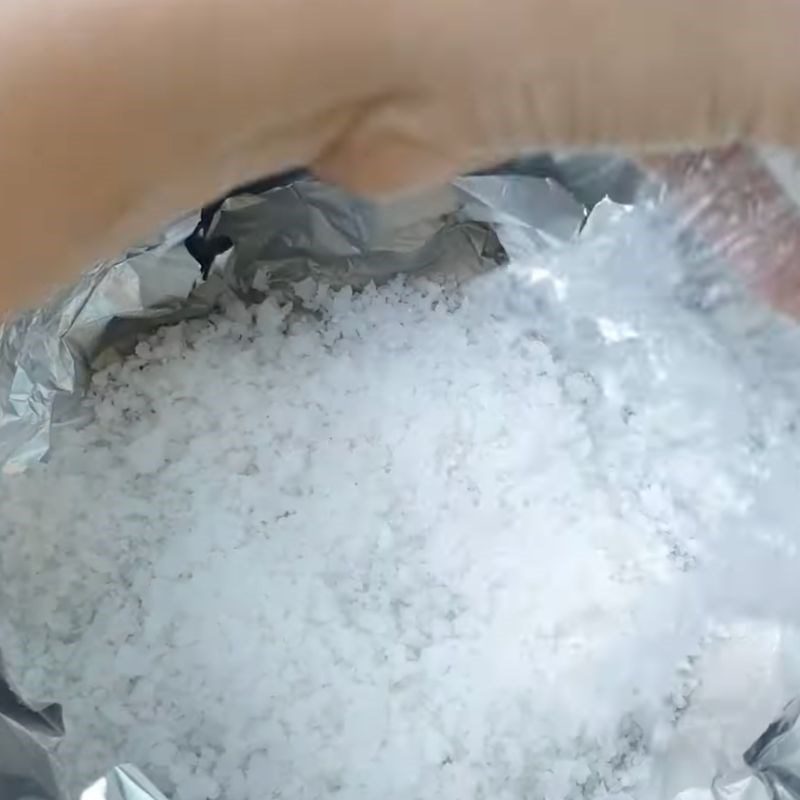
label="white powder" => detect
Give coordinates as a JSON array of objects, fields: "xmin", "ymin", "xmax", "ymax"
[{"xmin": 2, "ymin": 206, "xmax": 800, "ymax": 800}]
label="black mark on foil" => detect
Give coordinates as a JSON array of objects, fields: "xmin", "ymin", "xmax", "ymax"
[{"xmin": 185, "ymin": 168, "xmax": 310, "ymax": 279}]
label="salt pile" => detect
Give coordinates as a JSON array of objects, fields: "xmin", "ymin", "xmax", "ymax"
[{"xmin": 3, "ymin": 206, "xmax": 800, "ymax": 800}]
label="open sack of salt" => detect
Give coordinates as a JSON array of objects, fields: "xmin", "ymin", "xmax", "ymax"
[{"xmin": 3, "ymin": 150, "xmax": 800, "ymax": 800}]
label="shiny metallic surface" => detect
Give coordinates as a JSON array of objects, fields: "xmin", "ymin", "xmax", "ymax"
[
  {"xmin": 0, "ymin": 214, "xmax": 204, "ymax": 474},
  {"xmin": 105, "ymin": 765, "xmax": 170, "ymax": 800},
  {"xmin": 672, "ymin": 700, "xmax": 800, "ymax": 800},
  {"xmin": 744, "ymin": 698, "xmax": 800, "ymax": 799},
  {"xmin": 0, "ymin": 655, "xmax": 64, "ymax": 800},
  {"xmin": 0, "ymin": 169, "xmax": 584, "ymax": 474},
  {"xmin": 77, "ymin": 765, "xmax": 169, "ymax": 800}
]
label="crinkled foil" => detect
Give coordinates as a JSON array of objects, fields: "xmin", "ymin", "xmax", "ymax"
[
  {"xmin": 194, "ymin": 170, "xmax": 585, "ymax": 298},
  {"xmin": 0, "ymin": 214, "xmax": 206, "ymax": 474},
  {"xmin": 0, "ymin": 167, "xmax": 585, "ymax": 475},
  {"xmin": 0, "ymin": 657, "xmax": 64, "ymax": 800},
  {"xmin": 2, "ymin": 162, "xmax": 799, "ymax": 800}
]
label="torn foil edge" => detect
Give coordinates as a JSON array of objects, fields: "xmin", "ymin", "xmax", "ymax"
[
  {"xmin": 0, "ymin": 213, "xmax": 207, "ymax": 474},
  {"xmin": 0, "ymin": 655, "xmax": 64, "ymax": 800},
  {"xmin": 80, "ymin": 765, "xmax": 169, "ymax": 800}
]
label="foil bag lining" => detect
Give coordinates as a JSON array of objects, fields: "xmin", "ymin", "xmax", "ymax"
[{"xmin": 1, "ymin": 159, "xmax": 799, "ymax": 800}]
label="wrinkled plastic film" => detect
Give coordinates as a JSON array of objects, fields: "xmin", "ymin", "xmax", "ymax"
[
  {"xmin": 587, "ymin": 146, "xmax": 800, "ymax": 800},
  {"xmin": 641, "ymin": 145, "xmax": 800, "ymax": 320}
]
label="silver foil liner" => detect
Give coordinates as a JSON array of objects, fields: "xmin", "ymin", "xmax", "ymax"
[
  {"xmin": 0, "ymin": 214, "xmax": 206, "ymax": 474},
  {"xmin": 80, "ymin": 766, "xmax": 169, "ymax": 800},
  {"xmin": 0, "ymin": 655, "xmax": 64, "ymax": 800},
  {"xmin": 0, "ymin": 168, "xmax": 585, "ymax": 475},
  {"xmin": 2, "ymin": 161, "xmax": 799, "ymax": 800}
]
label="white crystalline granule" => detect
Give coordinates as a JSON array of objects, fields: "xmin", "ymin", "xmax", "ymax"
[
  {"xmin": 0, "ymin": 275, "xmax": 690, "ymax": 800},
  {"xmin": 3, "ymin": 206, "xmax": 800, "ymax": 800}
]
